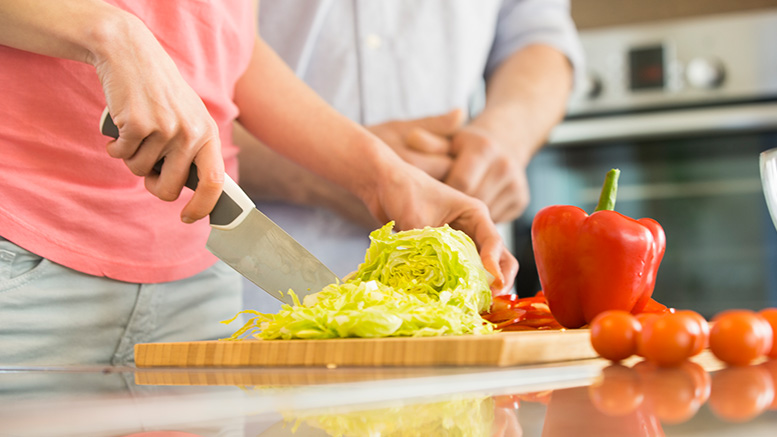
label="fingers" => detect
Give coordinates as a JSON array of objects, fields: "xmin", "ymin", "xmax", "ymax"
[
  {"xmin": 471, "ymin": 162, "xmax": 529, "ymax": 223},
  {"xmin": 445, "ymin": 131, "xmax": 494, "ymax": 195},
  {"xmin": 180, "ymin": 137, "xmax": 224, "ymax": 223},
  {"xmin": 405, "ymin": 127, "xmax": 451, "ymax": 155},
  {"xmin": 479, "ymin": 230, "xmax": 508, "ymax": 292},
  {"xmin": 496, "ymin": 246, "xmax": 519, "ymax": 293},
  {"xmin": 411, "ymin": 108, "xmax": 465, "ymax": 137},
  {"xmin": 488, "ymin": 184, "xmax": 529, "ymax": 223},
  {"xmin": 446, "ymin": 128, "xmax": 530, "ymax": 224},
  {"xmin": 401, "ymin": 150, "xmax": 453, "ymax": 180},
  {"xmin": 467, "ymin": 214, "xmax": 518, "ymax": 294},
  {"xmin": 378, "ymin": 125, "xmax": 453, "ymax": 179},
  {"xmin": 104, "ymin": 109, "xmax": 224, "ymax": 222},
  {"xmin": 448, "ymin": 198, "xmax": 517, "ymax": 294},
  {"xmin": 366, "ymin": 110, "xmax": 466, "ymax": 180}
]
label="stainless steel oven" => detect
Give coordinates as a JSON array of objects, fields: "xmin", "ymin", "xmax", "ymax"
[{"xmin": 513, "ymin": 10, "xmax": 777, "ymax": 317}]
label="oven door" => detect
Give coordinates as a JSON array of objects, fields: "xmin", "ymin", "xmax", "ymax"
[{"xmin": 514, "ymin": 102, "xmax": 777, "ymax": 317}]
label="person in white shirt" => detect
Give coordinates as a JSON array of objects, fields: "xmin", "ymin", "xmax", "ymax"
[{"xmin": 238, "ymin": 0, "xmax": 583, "ymax": 311}]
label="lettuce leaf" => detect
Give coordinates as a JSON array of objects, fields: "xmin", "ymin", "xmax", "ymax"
[{"xmin": 225, "ymin": 222, "xmax": 494, "ymax": 340}]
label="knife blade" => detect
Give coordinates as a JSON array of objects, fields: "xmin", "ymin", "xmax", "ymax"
[{"xmin": 99, "ymin": 108, "xmax": 340, "ymax": 305}]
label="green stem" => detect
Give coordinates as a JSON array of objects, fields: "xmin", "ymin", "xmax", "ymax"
[{"xmin": 594, "ymin": 169, "xmax": 620, "ymax": 212}]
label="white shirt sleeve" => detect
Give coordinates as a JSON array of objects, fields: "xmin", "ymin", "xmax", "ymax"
[{"xmin": 486, "ymin": 0, "xmax": 586, "ymax": 89}]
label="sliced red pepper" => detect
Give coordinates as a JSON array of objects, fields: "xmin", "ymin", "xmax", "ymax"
[
  {"xmin": 639, "ymin": 297, "xmax": 675, "ymax": 314},
  {"xmin": 482, "ymin": 292, "xmax": 564, "ymax": 331},
  {"xmin": 531, "ymin": 169, "xmax": 666, "ymax": 328}
]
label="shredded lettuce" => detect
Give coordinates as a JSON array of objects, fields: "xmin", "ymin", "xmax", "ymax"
[{"xmin": 225, "ymin": 222, "xmax": 494, "ymax": 340}]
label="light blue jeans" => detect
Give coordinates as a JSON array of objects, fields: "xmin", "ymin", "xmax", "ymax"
[{"xmin": 0, "ymin": 237, "xmax": 243, "ymax": 366}]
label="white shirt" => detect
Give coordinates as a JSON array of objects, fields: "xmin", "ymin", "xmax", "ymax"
[{"xmin": 245, "ymin": 0, "xmax": 584, "ymax": 310}]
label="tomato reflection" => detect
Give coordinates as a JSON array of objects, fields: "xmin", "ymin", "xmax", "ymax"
[
  {"xmin": 637, "ymin": 361, "xmax": 708, "ymax": 424},
  {"xmin": 588, "ymin": 364, "xmax": 644, "ymax": 416},
  {"xmin": 582, "ymin": 358, "xmax": 777, "ymax": 428},
  {"xmin": 496, "ymin": 357, "xmax": 777, "ymax": 436},
  {"xmin": 760, "ymin": 359, "xmax": 777, "ymax": 410},
  {"xmin": 544, "ymin": 383, "xmax": 664, "ymax": 437},
  {"xmin": 708, "ymin": 364, "xmax": 775, "ymax": 422}
]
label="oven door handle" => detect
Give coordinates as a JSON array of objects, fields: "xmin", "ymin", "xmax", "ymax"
[{"xmin": 550, "ymin": 102, "xmax": 777, "ymax": 145}]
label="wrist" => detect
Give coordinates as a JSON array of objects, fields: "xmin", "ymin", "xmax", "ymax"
[
  {"xmin": 83, "ymin": 8, "xmax": 149, "ymax": 67},
  {"xmin": 468, "ymin": 108, "xmax": 536, "ymax": 167},
  {"xmin": 349, "ymin": 132, "xmax": 406, "ymax": 209}
]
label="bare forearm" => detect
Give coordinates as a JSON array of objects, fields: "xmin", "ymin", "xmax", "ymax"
[
  {"xmin": 0, "ymin": 0, "xmax": 143, "ymax": 66},
  {"xmin": 472, "ymin": 44, "xmax": 573, "ymax": 163},
  {"xmin": 234, "ymin": 37, "xmax": 402, "ymax": 206},
  {"xmin": 234, "ymin": 123, "xmax": 379, "ymax": 228}
]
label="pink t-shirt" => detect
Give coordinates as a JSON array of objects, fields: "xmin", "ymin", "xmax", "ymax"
[{"xmin": 0, "ymin": 1, "xmax": 255, "ymax": 283}]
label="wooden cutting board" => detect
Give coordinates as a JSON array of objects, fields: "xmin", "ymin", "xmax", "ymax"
[{"xmin": 134, "ymin": 329, "xmax": 596, "ymax": 368}]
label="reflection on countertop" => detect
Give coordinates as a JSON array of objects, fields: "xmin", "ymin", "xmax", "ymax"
[{"xmin": 1, "ymin": 353, "xmax": 776, "ymax": 437}]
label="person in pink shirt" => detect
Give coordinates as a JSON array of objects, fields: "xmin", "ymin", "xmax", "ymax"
[{"xmin": 0, "ymin": 1, "xmax": 517, "ymax": 365}]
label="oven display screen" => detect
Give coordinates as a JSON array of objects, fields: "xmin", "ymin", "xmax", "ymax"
[{"xmin": 629, "ymin": 45, "xmax": 665, "ymax": 91}]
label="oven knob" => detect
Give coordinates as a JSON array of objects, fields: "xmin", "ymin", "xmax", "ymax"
[
  {"xmin": 685, "ymin": 57, "xmax": 725, "ymax": 89},
  {"xmin": 581, "ymin": 73, "xmax": 603, "ymax": 99}
]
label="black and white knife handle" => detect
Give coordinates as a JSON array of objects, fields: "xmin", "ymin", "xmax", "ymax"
[{"xmin": 99, "ymin": 107, "xmax": 254, "ymax": 230}]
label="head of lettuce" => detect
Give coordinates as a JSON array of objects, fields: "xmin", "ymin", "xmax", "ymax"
[{"xmin": 225, "ymin": 222, "xmax": 496, "ymax": 340}]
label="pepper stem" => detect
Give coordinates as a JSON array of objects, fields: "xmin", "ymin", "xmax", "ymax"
[{"xmin": 594, "ymin": 169, "xmax": 620, "ymax": 212}]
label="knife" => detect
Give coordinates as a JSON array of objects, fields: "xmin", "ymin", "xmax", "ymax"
[{"xmin": 99, "ymin": 108, "xmax": 340, "ymax": 305}]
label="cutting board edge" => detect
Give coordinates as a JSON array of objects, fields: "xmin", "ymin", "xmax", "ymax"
[
  {"xmin": 134, "ymin": 330, "xmax": 595, "ymax": 368},
  {"xmin": 496, "ymin": 329, "xmax": 594, "ymax": 366}
]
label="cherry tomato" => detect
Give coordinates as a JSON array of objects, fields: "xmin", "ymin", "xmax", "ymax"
[
  {"xmin": 634, "ymin": 313, "xmax": 659, "ymax": 358},
  {"xmin": 709, "ymin": 309, "xmax": 773, "ymax": 366},
  {"xmin": 590, "ymin": 310, "xmax": 641, "ymax": 362},
  {"xmin": 758, "ymin": 307, "xmax": 777, "ymax": 359},
  {"xmin": 708, "ymin": 365, "xmax": 775, "ymax": 422},
  {"xmin": 588, "ymin": 364, "xmax": 644, "ymax": 417},
  {"xmin": 673, "ymin": 310, "xmax": 710, "ymax": 356},
  {"xmin": 639, "ymin": 313, "xmax": 700, "ymax": 367}
]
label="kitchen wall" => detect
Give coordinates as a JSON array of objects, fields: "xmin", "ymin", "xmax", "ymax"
[{"xmin": 571, "ymin": 0, "xmax": 777, "ymax": 29}]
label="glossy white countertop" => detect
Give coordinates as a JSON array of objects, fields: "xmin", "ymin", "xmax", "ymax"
[{"xmin": 1, "ymin": 352, "xmax": 776, "ymax": 437}]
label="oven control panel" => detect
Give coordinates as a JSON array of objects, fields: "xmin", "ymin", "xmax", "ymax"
[{"xmin": 567, "ymin": 9, "xmax": 777, "ymax": 116}]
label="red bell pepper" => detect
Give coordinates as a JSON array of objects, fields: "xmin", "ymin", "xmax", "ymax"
[{"xmin": 531, "ymin": 169, "xmax": 666, "ymax": 328}]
